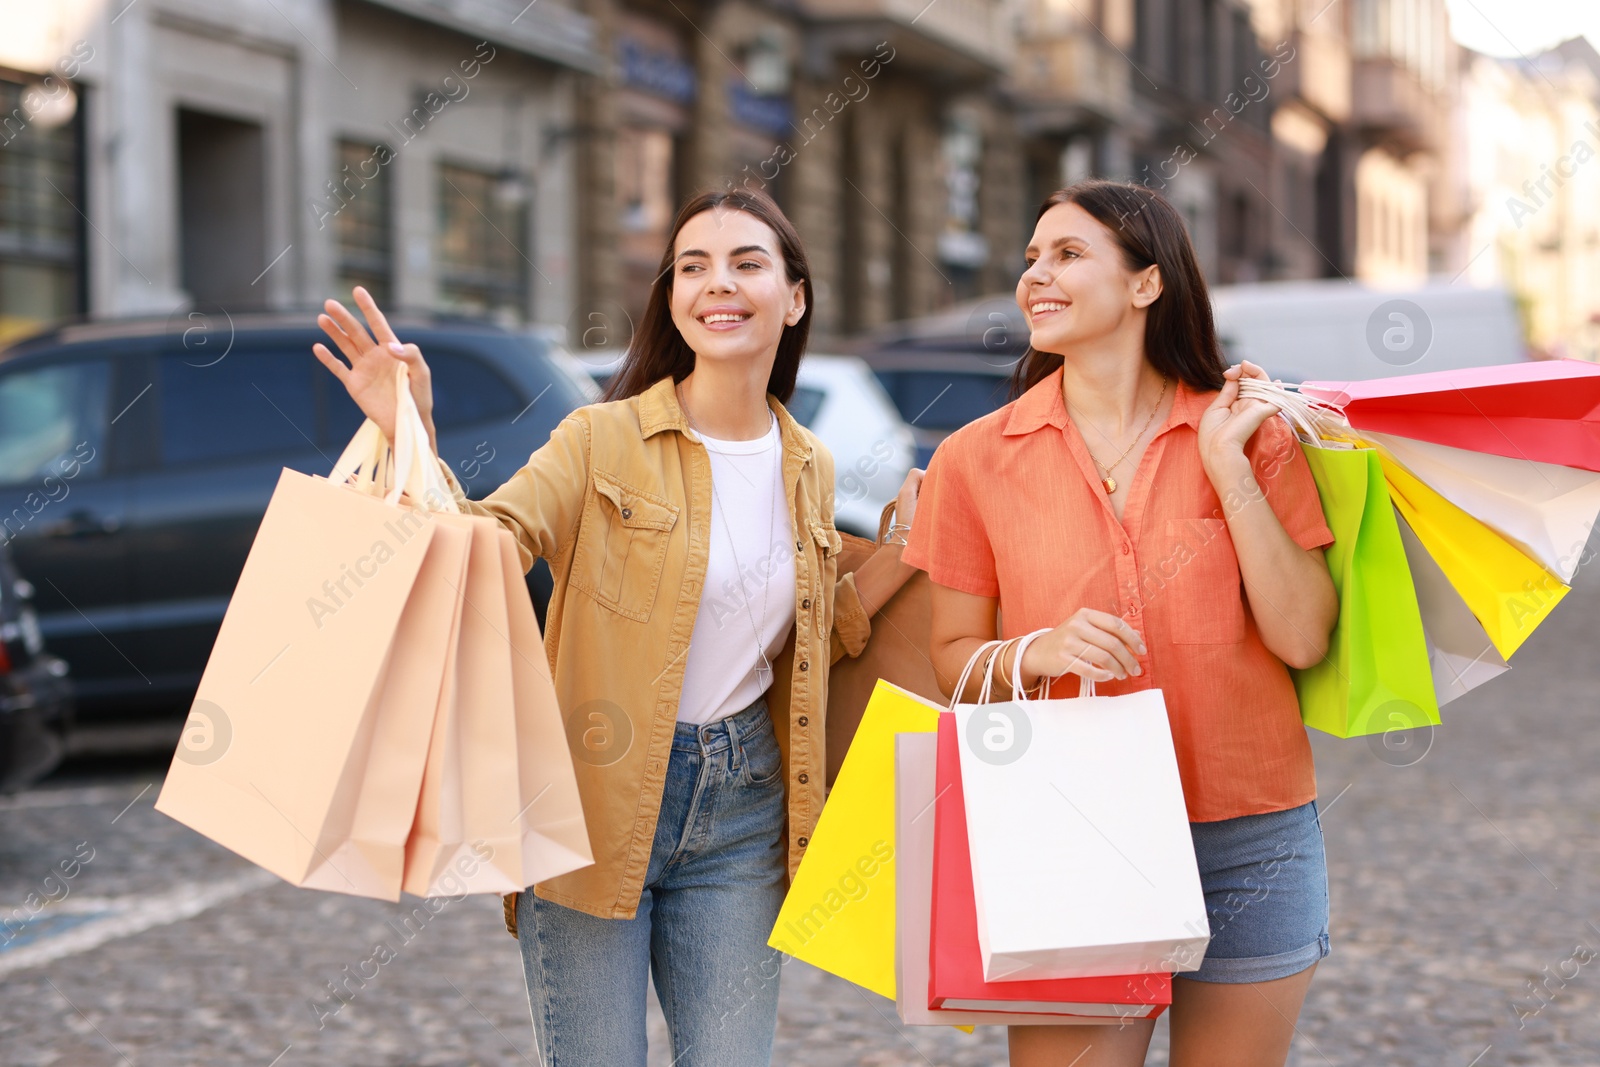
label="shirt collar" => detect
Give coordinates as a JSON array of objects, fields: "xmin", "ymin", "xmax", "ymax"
[
  {"xmin": 1000, "ymin": 365, "xmax": 1211, "ymax": 438},
  {"xmin": 637, "ymin": 374, "xmax": 812, "ymax": 460}
]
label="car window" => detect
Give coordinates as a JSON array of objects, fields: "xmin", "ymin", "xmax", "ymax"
[
  {"xmin": 0, "ymin": 360, "xmax": 112, "ymax": 486},
  {"xmin": 875, "ymin": 370, "xmax": 1010, "ymax": 431},
  {"xmin": 322, "ymin": 347, "xmax": 525, "ymax": 443},
  {"xmin": 159, "ymin": 351, "xmax": 319, "ymax": 467},
  {"xmin": 785, "ymin": 385, "xmax": 825, "ymax": 428}
]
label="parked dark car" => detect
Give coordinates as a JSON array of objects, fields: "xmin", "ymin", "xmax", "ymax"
[
  {"xmin": 0, "ymin": 543, "xmax": 73, "ymax": 791},
  {"xmin": 848, "ymin": 296, "xmax": 1027, "ymax": 467},
  {"xmin": 0, "ymin": 313, "xmax": 588, "ymax": 724}
]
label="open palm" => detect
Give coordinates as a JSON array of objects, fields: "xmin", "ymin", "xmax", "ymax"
[{"xmin": 312, "ymin": 286, "xmax": 437, "ymax": 449}]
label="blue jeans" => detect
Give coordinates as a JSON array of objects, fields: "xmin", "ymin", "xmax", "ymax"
[{"xmin": 516, "ymin": 695, "xmax": 788, "ymax": 1067}]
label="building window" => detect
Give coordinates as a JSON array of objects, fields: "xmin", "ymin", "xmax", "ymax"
[
  {"xmin": 437, "ymin": 163, "xmax": 528, "ymax": 322},
  {"xmin": 0, "ymin": 76, "xmax": 82, "ymax": 345},
  {"xmin": 334, "ymin": 140, "xmax": 393, "ymax": 302}
]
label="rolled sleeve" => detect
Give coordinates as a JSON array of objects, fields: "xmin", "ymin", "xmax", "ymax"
[
  {"xmin": 828, "ymin": 570, "xmax": 872, "ymax": 665},
  {"xmin": 1249, "ymin": 417, "xmax": 1335, "ymax": 552}
]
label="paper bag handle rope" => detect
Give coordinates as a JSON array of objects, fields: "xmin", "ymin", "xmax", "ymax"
[
  {"xmin": 1236, "ymin": 378, "xmax": 1356, "ymax": 449},
  {"xmin": 329, "ymin": 361, "xmax": 459, "ymax": 513},
  {"xmin": 948, "ymin": 629, "xmax": 1079, "ymax": 709}
]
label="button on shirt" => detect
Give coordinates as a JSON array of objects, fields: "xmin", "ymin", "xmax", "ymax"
[{"xmin": 902, "ymin": 367, "xmax": 1335, "ymax": 823}]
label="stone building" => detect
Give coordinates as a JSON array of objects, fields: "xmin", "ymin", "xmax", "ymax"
[
  {"xmin": 0, "ymin": 0, "xmax": 600, "ymax": 343},
  {"xmin": 580, "ymin": 0, "xmax": 1024, "ymax": 342},
  {"xmin": 1008, "ymin": 0, "xmax": 1459, "ymax": 288}
]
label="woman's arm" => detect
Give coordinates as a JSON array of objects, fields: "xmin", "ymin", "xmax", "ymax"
[
  {"xmin": 1199, "ymin": 362, "xmax": 1338, "ymax": 669},
  {"xmin": 860, "ymin": 468, "xmax": 925, "ymax": 615},
  {"xmin": 827, "ymin": 470, "xmax": 924, "ymax": 666}
]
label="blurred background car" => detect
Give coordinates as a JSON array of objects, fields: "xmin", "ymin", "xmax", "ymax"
[
  {"xmin": 569, "ymin": 350, "xmax": 915, "ymax": 538},
  {"xmin": 1210, "ymin": 280, "xmax": 1530, "ymax": 383},
  {"xmin": 0, "ymin": 542, "xmax": 73, "ymax": 791},
  {"xmin": 0, "ymin": 314, "xmax": 589, "ymax": 730}
]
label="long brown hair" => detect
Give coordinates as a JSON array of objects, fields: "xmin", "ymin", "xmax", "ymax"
[
  {"xmin": 1010, "ymin": 180, "xmax": 1227, "ymax": 399},
  {"xmin": 601, "ymin": 189, "xmax": 813, "ymax": 404}
]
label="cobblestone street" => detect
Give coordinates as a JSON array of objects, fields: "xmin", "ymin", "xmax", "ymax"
[{"xmin": 5, "ymin": 566, "xmax": 1600, "ymax": 1067}]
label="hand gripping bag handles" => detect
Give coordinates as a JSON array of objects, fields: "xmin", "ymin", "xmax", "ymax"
[
  {"xmin": 156, "ymin": 364, "xmax": 591, "ymax": 900},
  {"xmin": 949, "ymin": 633, "xmax": 1210, "ymax": 983}
]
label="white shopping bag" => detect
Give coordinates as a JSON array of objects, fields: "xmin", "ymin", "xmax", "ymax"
[
  {"xmin": 1361, "ymin": 430, "xmax": 1600, "ymax": 583},
  {"xmin": 1394, "ymin": 512, "xmax": 1509, "ymax": 705},
  {"xmin": 951, "ymin": 636, "xmax": 1209, "ymax": 982}
]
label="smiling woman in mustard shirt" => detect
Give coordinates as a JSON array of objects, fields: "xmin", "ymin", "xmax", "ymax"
[{"xmin": 313, "ymin": 188, "xmax": 922, "ymax": 1067}]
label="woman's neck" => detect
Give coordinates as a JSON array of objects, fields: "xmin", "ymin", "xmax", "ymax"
[
  {"xmin": 1056, "ymin": 338, "xmax": 1167, "ymax": 434},
  {"xmin": 677, "ymin": 362, "xmax": 773, "ymax": 441}
]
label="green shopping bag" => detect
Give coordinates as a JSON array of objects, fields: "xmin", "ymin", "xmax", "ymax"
[{"xmin": 1293, "ymin": 442, "xmax": 1441, "ymax": 737}]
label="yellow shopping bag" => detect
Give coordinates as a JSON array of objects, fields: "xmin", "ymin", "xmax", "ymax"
[
  {"xmin": 1379, "ymin": 452, "xmax": 1569, "ymax": 659},
  {"xmin": 769, "ymin": 680, "xmax": 942, "ymax": 999}
]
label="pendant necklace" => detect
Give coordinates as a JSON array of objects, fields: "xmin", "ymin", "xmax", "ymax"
[
  {"xmin": 1071, "ymin": 377, "xmax": 1168, "ymax": 495},
  {"xmin": 679, "ymin": 382, "xmax": 780, "ymax": 690}
]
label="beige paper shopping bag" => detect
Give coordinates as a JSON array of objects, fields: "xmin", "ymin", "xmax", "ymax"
[
  {"xmin": 154, "ymin": 469, "xmax": 441, "ymax": 897},
  {"xmin": 403, "ymin": 517, "xmax": 527, "ymax": 896},
  {"xmin": 496, "ymin": 529, "xmax": 593, "ymax": 886},
  {"xmin": 157, "ymin": 362, "xmax": 471, "ymax": 900}
]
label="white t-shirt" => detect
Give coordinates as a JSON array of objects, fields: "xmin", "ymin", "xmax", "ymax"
[{"xmin": 676, "ymin": 412, "xmax": 797, "ymax": 725}]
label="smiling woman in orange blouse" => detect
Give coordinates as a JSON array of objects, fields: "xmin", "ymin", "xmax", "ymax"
[{"xmin": 902, "ymin": 180, "xmax": 1339, "ymax": 1067}]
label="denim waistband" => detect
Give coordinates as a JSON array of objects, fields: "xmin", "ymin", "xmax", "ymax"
[{"xmin": 673, "ymin": 694, "xmax": 771, "ymax": 756}]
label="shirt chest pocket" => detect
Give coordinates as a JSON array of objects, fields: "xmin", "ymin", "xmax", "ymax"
[
  {"xmin": 569, "ymin": 470, "xmax": 680, "ymax": 623},
  {"xmin": 1158, "ymin": 518, "xmax": 1246, "ymax": 644}
]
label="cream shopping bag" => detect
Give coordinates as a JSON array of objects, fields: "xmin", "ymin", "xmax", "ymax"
[
  {"xmin": 951, "ymin": 635, "xmax": 1209, "ymax": 982},
  {"xmin": 155, "ymin": 365, "xmax": 458, "ymax": 899}
]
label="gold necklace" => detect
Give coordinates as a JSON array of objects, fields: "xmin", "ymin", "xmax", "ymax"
[{"xmin": 1070, "ymin": 377, "xmax": 1168, "ymax": 495}]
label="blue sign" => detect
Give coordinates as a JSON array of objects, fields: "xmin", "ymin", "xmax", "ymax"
[
  {"xmin": 618, "ymin": 38, "xmax": 696, "ymax": 103},
  {"xmin": 728, "ymin": 79, "xmax": 791, "ymax": 136}
]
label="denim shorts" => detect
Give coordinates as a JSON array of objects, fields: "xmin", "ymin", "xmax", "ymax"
[{"xmin": 1182, "ymin": 799, "xmax": 1331, "ymax": 984}]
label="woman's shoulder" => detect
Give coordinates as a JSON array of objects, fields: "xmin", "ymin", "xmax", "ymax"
[{"xmin": 931, "ymin": 392, "xmax": 1026, "ymax": 465}]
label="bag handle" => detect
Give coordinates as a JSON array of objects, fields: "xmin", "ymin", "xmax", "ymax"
[
  {"xmin": 1237, "ymin": 378, "xmax": 1356, "ymax": 449},
  {"xmin": 949, "ymin": 639, "xmax": 1006, "ymax": 711},
  {"xmin": 875, "ymin": 499, "xmax": 897, "ymax": 545},
  {"xmin": 329, "ymin": 362, "xmax": 458, "ymax": 513}
]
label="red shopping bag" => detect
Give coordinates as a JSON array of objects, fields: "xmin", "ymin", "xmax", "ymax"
[
  {"xmin": 928, "ymin": 715, "xmax": 1170, "ymax": 1018},
  {"xmin": 1300, "ymin": 359, "xmax": 1600, "ymax": 471}
]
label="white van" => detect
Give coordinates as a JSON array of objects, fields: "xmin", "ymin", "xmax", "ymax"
[{"xmin": 1211, "ymin": 280, "xmax": 1528, "ymax": 384}]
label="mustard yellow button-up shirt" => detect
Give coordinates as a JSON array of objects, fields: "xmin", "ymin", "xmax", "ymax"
[{"xmin": 441, "ymin": 374, "xmax": 872, "ymax": 920}]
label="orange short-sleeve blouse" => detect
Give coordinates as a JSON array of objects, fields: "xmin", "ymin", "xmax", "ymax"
[{"xmin": 902, "ymin": 367, "xmax": 1335, "ymax": 823}]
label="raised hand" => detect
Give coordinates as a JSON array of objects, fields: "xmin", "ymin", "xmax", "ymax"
[
  {"xmin": 312, "ymin": 287, "xmax": 437, "ymax": 451},
  {"xmin": 1196, "ymin": 360, "xmax": 1277, "ymax": 478}
]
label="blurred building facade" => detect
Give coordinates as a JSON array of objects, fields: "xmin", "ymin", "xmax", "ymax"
[
  {"xmin": 581, "ymin": 0, "xmax": 1025, "ymax": 340},
  {"xmin": 0, "ymin": 0, "xmax": 1025, "ymax": 346},
  {"xmin": 1008, "ymin": 0, "xmax": 1459, "ymax": 288},
  {"xmin": 0, "ymin": 0, "xmax": 600, "ymax": 344},
  {"xmin": 1458, "ymin": 38, "xmax": 1600, "ymax": 361}
]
